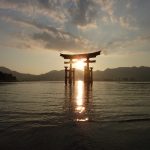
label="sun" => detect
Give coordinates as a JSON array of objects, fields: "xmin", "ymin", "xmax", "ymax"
[{"xmin": 74, "ymin": 59, "xmax": 85, "ymax": 70}]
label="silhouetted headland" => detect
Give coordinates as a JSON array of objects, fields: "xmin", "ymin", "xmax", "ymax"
[{"xmin": 0, "ymin": 71, "xmax": 16, "ymax": 82}]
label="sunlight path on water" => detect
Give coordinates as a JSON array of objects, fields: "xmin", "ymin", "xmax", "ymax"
[{"xmin": 75, "ymin": 80, "xmax": 88, "ymax": 122}]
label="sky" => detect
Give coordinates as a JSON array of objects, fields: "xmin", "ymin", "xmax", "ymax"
[{"xmin": 0, "ymin": 0, "xmax": 150, "ymax": 74}]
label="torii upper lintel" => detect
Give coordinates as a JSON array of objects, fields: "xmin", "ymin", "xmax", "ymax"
[{"xmin": 60, "ymin": 51, "xmax": 101, "ymax": 59}]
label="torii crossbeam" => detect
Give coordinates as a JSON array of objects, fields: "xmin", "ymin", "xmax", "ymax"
[{"xmin": 60, "ymin": 51, "xmax": 101, "ymax": 85}]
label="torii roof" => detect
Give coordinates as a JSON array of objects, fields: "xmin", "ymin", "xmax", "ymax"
[{"xmin": 60, "ymin": 51, "xmax": 101, "ymax": 59}]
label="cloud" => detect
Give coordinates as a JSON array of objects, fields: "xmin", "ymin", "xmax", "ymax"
[
  {"xmin": 0, "ymin": 11, "xmax": 98, "ymax": 52},
  {"xmin": 0, "ymin": 0, "xmax": 148, "ymax": 55},
  {"xmin": 103, "ymin": 35, "xmax": 150, "ymax": 54},
  {"xmin": 66, "ymin": 0, "xmax": 99, "ymax": 30},
  {"xmin": 0, "ymin": 0, "xmax": 138, "ymax": 30},
  {"xmin": 0, "ymin": 0, "xmax": 66, "ymax": 23},
  {"xmin": 97, "ymin": 0, "xmax": 114, "ymax": 16},
  {"xmin": 96, "ymin": 0, "xmax": 138, "ymax": 30},
  {"xmin": 32, "ymin": 32, "xmax": 91, "ymax": 51},
  {"xmin": 119, "ymin": 16, "xmax": 138, "ymax": 30},
  {"xmin": 66, "ymin": 0, "xmax": 136, "ymax": 30},
  {"xmin": 77, "ymin": 21, "xmax": 97, "ymax": 30},
  {"xmin": 126, "ymin": 1, "xmax": 131, "ymax": 9}
]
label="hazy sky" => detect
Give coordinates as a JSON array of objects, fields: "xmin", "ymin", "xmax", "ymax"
[{"xmin": 0, "ymin": 0, "xmax": 150, "ymax": 74}]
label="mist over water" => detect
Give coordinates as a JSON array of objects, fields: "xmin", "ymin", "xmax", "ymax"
[{"xmin": 0, "ymin": 81, "xmax": 150, "ymax": 150}]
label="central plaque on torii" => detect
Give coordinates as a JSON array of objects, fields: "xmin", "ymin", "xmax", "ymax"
[{"xmin": 60, "ymin": 51, "xmax": 101, "ymax": 85}]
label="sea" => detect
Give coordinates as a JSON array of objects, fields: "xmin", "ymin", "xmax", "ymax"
[{"xmin": 0, "ymin": 81, "xmax": 150, "ymax": 150}]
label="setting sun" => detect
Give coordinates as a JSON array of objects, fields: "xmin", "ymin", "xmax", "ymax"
[{"xmin": 74, "ymin": 59, "xmax": 85, "ymax": 70}]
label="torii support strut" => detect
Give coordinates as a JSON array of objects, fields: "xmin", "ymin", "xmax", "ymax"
[{"xmin": 60, "ymin": 51, "xmax": 101, "ymax": 85}]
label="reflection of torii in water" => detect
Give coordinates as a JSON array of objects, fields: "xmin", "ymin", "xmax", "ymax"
[
  {"xmin": 60, "ymin": 51, "xmax": 101, "ymax": 86},
  {"xmin": 64, "ymin": 80, "xmax": 93, "ymax": 122}
]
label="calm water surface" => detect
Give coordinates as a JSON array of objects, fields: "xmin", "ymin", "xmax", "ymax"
[{"xmin": 0, "ymin": 81, "xmax": 150, "ymax": 150}]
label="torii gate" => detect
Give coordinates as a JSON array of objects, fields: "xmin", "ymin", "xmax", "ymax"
[{"xmin": 60, "ymin": 51, "xmax": 101, "ymax": 85}]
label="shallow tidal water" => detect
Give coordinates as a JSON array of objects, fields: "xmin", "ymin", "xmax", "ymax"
[{"xmin": 0, "ymin": 81, "xmax": 150, "ymax": 150}]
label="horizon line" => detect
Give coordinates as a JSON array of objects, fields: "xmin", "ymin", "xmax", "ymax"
[{"xmin": 0, "ymin": 65, "xmax": 150, "ymax": 75}]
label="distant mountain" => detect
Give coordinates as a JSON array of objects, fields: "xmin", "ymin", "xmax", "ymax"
[
  {"xmin": 94, "ymin": 66, "xmax": 150, "ymax": 81},
  {"xmin": 0, "ymin": 67, "xmax": 84, "ymax": 81},
  {"xmin": 0, "ymin": 67, "xmax": 37, "ymax": 81},
  {"xmin": 0, "ymin": 66, "xmax": 150, "ymax": 81}
]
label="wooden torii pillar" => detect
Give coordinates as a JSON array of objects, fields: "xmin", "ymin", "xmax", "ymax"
[
  {"xmin": 60, "ymin": 51, "xmax": 101, "ymax": 85},
  {"xmin": 84, "ymin": 59, "xmax": 96, "ymax": 85},
  {"xmin": 64, "ymin": 60, "xmax": 75, "ymax": 85}
]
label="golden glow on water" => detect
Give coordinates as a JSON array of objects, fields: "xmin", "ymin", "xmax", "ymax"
[
  {"xmin": 76, "ymin": 106, "xmax": 85, "ymax": 114},
  {"xmin": 75, "ymin": 80, "xmax": 89, "ymax": 122},
  {"xmin": 76, "ymin": 117, "xmax": 89, "ymax": 122},
  {"xmin": 76, "ymin": 80, "xmax": 84, "ymax": 106}
]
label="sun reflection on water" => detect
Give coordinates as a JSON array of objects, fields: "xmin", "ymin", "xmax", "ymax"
[{"xmin": 75, "ymin": 80, "xmax": 89, "ymax": 122}]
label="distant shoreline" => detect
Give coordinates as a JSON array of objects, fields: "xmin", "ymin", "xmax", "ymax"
[{"xmin": 0, "ymin": 66, "xmax": 150, "ymax": 82}]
